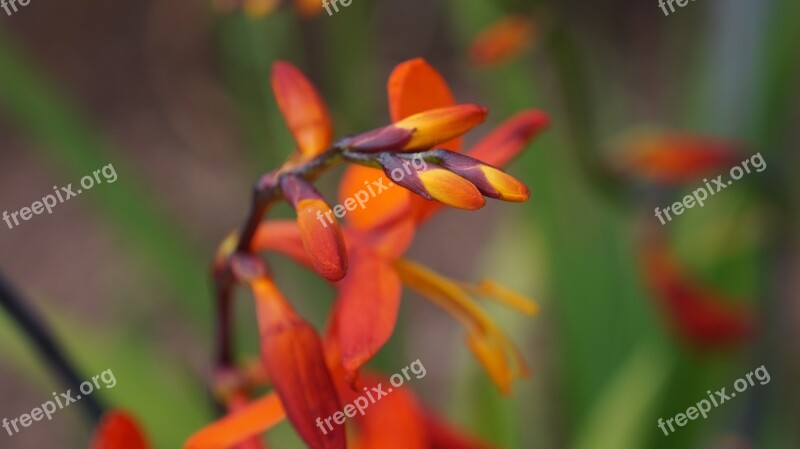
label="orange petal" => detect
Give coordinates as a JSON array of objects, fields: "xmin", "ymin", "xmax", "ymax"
[
  {"xmin": 641, "ymin": 231, "xmax": 754, "ymax": 348},
  {"xmin": 469, "ymin": 16, "xmax": 535, "ymax": 67},
  {"xmin": 252, "ymin": 277, "xmax": 345, "ymax": 449},
  {"xmin": 417, "ymin": 168, "xmax": 485, "ymax": 210},
  {"xmin": 388, "ymin": 58, "xmax": 462, "ymax": 151},
  {"xmin": 252, "ymin": 220, "xmax": 311, "ymax": 267},
  {"xmin": 184, "ymin": 393, "xmax": 285, "ymax": 449},
  {"xmin": 350, "ymin": 374, "xmax": 428, "ymax": 449},
  {"xmin": 467, "ymin": 110, "xmax": 549, "ymax": 168},
  {"xmin": 337, "ymin": 165, "xmax": 412, "ymax": 230},
  {"xmin": 271, "ymin": 61, "xmax": 332, "ymax": 159},
  {"xmin": 614, "ymin": 132, "xmax": 742, "ymax": 184},
  {"xmin": 90, "ymin": 411, "xmax": 151, "ymax": 449},
  {"xmin": 337, "ymin": 246, "xmax": 403, "ymax": 383},
  {"xmin": 395, "ymin": 104, "xmax": 488, "ymax": 151}
]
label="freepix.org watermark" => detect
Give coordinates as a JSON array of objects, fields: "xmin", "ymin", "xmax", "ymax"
[
  {"xmin": 316, "ymin": 154, "xmax": 426, "ymax": 228},
  {"xmin": 657, "ymin": 0, "xmax": 698, "ymax": 16},
  {"xmin": 2, "ymin": 369, "xmax": 117, "ymax": 437},
  {"xmin": 657, "ymin": 365, "xmax": 770, "ymax": 436},
  {"xmin": 2, "ymin": 163, "xmax": 118, "ymax": 231},
  {"xmin": 654, "ymin": 152, "xmax": 765, "ymax": 225},
  {"xmin": 315, "ymin": 359, "xmax": 427, "ymax": 435},
  {"xmin": 1, "ymin": 0, "xmax": 31, "ymax": 16}
]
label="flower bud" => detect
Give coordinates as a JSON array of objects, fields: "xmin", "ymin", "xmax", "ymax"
[{"xmin": 280, "ymin": 175, "xmax": 348, "ymax": 281}]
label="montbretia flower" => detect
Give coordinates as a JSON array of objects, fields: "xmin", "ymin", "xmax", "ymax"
[
  {"xmin": 194, "ymin": 57, "xmax": 549, "ymax": 449},
  {"xmin": 469, "ymin": 15, "xmax": 536, "ymax": 67},
  {"xmin": 89, "ymin": 410, "xmax": 151, "ymax": 449},
  {"xmin": 641, "ymin": 229, "xmax": 754, "ymax": 349},
  {"xmin": 612, "ymin": 132, "xmax": 742, "ymax": 184}
]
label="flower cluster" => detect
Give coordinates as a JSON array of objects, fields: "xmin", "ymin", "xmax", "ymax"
[{"xmin": 89, "ymin": 57, "xmax": 550, "ymax": 449}]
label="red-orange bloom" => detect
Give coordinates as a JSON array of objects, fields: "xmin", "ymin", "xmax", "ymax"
[
  {"xmin": 469, "ymin": 16, "xmax": 535, "ymax": 67},
  {"xmin": 251, "ymin": 276, "xmax": 345, "ymax": 449},
  {"xmin": 89, "ymin": 411, "xmax": 151, "ymax": 449},
  {"xmin": 613, "ymin": 132, "xmax": 742, "ymax": 184},
  {"xmin": 641, "ymin": 231, "xmax": 754, "ymax": 348}
]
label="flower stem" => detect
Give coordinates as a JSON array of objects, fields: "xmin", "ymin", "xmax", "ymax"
[{"xmin": 0, "ymin": 271, "xmax": 105, "ymax": 423}]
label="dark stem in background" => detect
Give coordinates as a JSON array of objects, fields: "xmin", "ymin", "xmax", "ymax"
[{"xmin": 0, "ymin": 271, "xmax": 104, "ymax": 423}]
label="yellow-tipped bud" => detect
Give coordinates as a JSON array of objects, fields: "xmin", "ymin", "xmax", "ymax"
[
  {"xmin": 395, "ymin": 104, "xmax": 488, "ymax": 151},
  {"xmin": 417, "ymin": 168, "xmax": 485, "ymax": 210}
]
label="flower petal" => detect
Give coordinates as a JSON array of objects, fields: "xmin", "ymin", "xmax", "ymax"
[
  {"xmin": 395, "ymin": 104, "xmax": 488, "ymax": 152},
  {"xmin": 252, "ymin": 220, "xmax": 311, "ymax": 267},
  {"xmin": 337, "ymin": 246, "xmax": 403, "ymax": 383},
  {"xmin": 417, "ymin": 168, "xmax": 486, "ymax": 210},
  {"xmin": 337, "ymin": 165, "xmax": 412, "ymax": 230},
  {"xmin": 641, "ymin": 232, "xmax": 754, "ymax": 348},
  {"xmin": 467, "ymin": 110, "xmax": 549, "ymax": 168},
  {"xmin": 184, "ymin": 394, "xmax": 285, "ymax": 449},
  {"xmin": 350, "ymin": 374, "xmax": 428, "ymax": 449},
  {"xmin": 613, "ymin": 132, "xmax": 742, "ymax": 184},
  {"xmin": 271, "ymin": 61, "xmax": 333, "ymax": 159},
  {"xmin": 91, "ymin": 411, "xmax": 151, "ymax": 449},
  {"xmin": 393, "ymin": 258, "xmax": 529, "ymax": 394},
  {"xmin": 469, "ymin": 16, "xmax": 535, "ymax": 67},
  {"xmin": 252, "ymin": 277, "xmax": 345, "ymax": 449},
  {"xmin": 388, "ymin": 58, "xmax": 461, "ymax": 151},
  {"xmin": 434, "ymin": 150, "xmax": 530, "ymax": 202}
]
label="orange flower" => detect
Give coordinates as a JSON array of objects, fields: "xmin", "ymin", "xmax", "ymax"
[
  {"xmin": 641, "ymin": 229, "xmax": 754, "ymax": 348},
  {"xmin": 89, "ymin": 411, "xmax": 151, "ymax": 449},
  {"xmin": 612, "ymin": 132, "xmax": 742, "ymax": 184},
  {"xmin": 261, "ymin": 58, "xmax": 544, "ymax": 390},
  {"xmin": 191, "ymin": 57, "xmax": 548, "ymax": 449},
  {"xmin": 469, "ymin": 16, "xmax": 536, "ymax": 67}
]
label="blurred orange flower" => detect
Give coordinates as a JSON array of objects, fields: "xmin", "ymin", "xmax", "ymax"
[
  {"xmin": 89, "ymin": 411, "xmax": 151, "ymax": 449},
  {"xmin": 469, "ymin": 16, "xmax": 536, "ymax": 67},
  {"xmin": 613, "ymin": 132, "xmax": 742, "ymax": 184}
]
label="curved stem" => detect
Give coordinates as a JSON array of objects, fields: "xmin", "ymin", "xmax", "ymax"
[{"xmin": 0, "ymin": 271, "xmax": 105, "ymax": 423}]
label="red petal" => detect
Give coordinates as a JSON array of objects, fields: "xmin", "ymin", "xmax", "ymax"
[
  {"xmin": 337, "ymin": 246, "xmax": 402, "ymax": 382},
  {"xmin": 271, "ymin": 61, "xmax": 333, "ymax": 159},
  {"xmin": 467, "ymin": 110, "xmax": 549, "ymax": 168},
  {"xmin": 253, "ymin": 278, "xmax": 345, "ymax": 449},
  {"xmin": 642, "ymin": 233, "xmax": 754, "ymax": 348},
  {"xmin": 90, "ymin": 411, "xmax": 151, "ymax": 449},
  {"xmin": 615, "ymin": 133, "xmax": 742, "ymax": 184}
]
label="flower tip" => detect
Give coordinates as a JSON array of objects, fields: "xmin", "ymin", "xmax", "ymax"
[
  {"xmin": 480, "ymin": 166, "xmax": 530, "ymax": 202},
  {"xmin": 398, "ymin": 104, "xmax": 488, "ymax": 151}
]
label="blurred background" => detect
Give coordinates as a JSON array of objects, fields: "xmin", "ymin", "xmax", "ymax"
[{"xmin": 0, "ymin": 0, "xmax": 798, "ymax": 448}]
